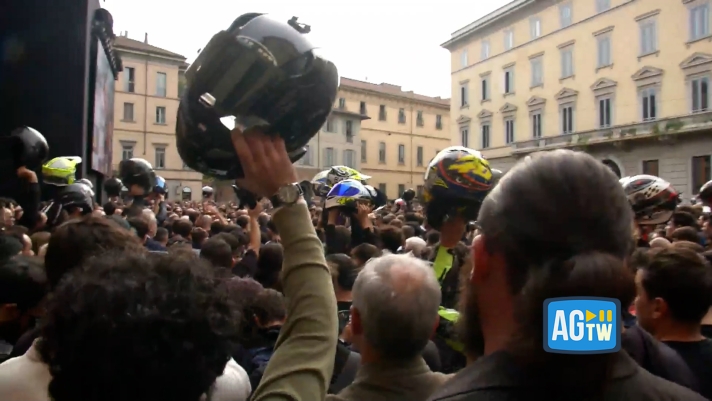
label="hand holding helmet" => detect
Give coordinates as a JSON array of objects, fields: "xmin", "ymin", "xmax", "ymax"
[{"xmin": 325, "ymin": 179, "xmax": 375, "ymax": 211}]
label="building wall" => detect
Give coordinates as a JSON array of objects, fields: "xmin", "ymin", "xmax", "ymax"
[
  {"xmin": 112, "ymin": 48, "xmax": 203, "ymax": 200},
  {"xmin": 338, "ymin": 82, "xmax": 452, "ymax": 199},
  {"xmin": 444, "ymin": 0, "xmax": 712, "ymax": 190},
  {"xmin": 295, "ymin": 110, "xmax": 364, "ymax": 175}
]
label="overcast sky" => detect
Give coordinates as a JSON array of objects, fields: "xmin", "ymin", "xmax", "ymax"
[{"xmin": 102, "ymin": 0, "xmax": 510, "ymax": 99}]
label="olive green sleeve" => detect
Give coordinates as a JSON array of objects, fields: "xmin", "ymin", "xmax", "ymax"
[{"xmin": 251, "ymin": 201, "xmax": 338, "ymax": 401}]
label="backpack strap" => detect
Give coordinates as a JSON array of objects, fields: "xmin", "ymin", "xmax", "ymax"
[{"xmin": 329, "ymin": 348, "xmax": 361, "ymax": 394}]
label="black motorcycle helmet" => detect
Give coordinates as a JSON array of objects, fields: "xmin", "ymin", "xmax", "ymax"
[
  {"xmin": 2, "ymin": 126, "xmax": 49, "ymax": 170},
  {"xmin": 104, "ymin": 177, "xmax": 123, "ymax": 197},
  {"xmin": 45, "ymin": 183, "xmax": 94, "ymax": 227},
  {"xmin": 176, "ymin": 13, "xmax": 339, "ymax": 180},
  {"xmin": 699, "ymin": 180, "xmax": 712, "ymax": 206},
  {"xmin": 118, "ymin": 158, "xmax": 156, "ymax": 196},
  {"xmin": 402, "ymin": 188, "xmax": 415, "ymax": 202}
]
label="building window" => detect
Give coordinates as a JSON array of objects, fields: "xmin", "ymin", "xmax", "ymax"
[
  {"xmin": 396, "ymin": 185, "xmax": 404, "ymax": 197},
  {"xmin": 379, "ymin": 105, "xmax": 387, "ymax": 121},
  {"xmin": 154, "ymin": 147, "xmax": 166, "ymax": 169},
  {"xmin": 505, "ymin": 119, "xmax": 515, "ymax": 144},
  {"xmin": 417, "ymin": 146, "xmax": 424, "ymax": 166},
  {"xmin": 504, "ymin": 68, "xmax": 514, "ymax": 94},
  {"xmin": 530, "ymin": 17, "xmax": 541, "ymax": 39},
  {"xmin": 460, "ymin": 83, "xmax": 469, "ymax": 107},
  {"xmin": 378, "ymin": 183, "xmax": 387, "ymax": 195},
  {"xmin": 345, "ymin": 120, "xmax": 354, "ymax": 142},
  {"xmin": 360, "ymin": 101, "xmax": 367, "ymax": 115},
  {"xmin": 531, "ymin": 112, "xmax": 542, "ymax": 138},
  {"xmin": 639, "ymin": 19, "xmax": 657, "ymax": 56},
  {"xmin": 361, "ymin": 140, "xmax": 367, "ymax": 162},
  {"xmin": 598, "ymin": 97, "xmax": 613, "ymax": 128},
  {"xmin": 596, "ymin": 0, "xmax": 610, "ymax": 13},
  {"xmin": 460, "ymin": 49, "xmax": 468, "ymax": 68},
  {"xmin": 398, "ymin": 144, "xmax": 405, "ymax": 164},
  {"xmin": 481, "ymin": 40, "xmax": 490, "ymax": 60},
  {"xmin": 436, "ymin": 114, "xmax": 443, "ymax": 130},
  {"xmin": 343, "ymin": 150, "xmax": 355, "ymax": 168},
  {"xmin": 693, "ymin": 155, "xmax": 712, "ymax": 194},
  {"xmin": 121, "ymin": 143, "xmax": 134, "ymax": 160},
  {"xmin": 155, "ymin": 106, "xmax": 166, "ymax": 124},
  {"xmin": 460, "ymin": 127, "xmax": 469, "ymax": 147},
  {"xmin": 156, "ymin": 72, "xmax": 167, "ymax": 97},
  {"xmin": 338, "ymin": 98, "xmax": 346, "ymax": 109},
  {"xmin": 560, "ymin": 3, "xmax": 572, "ymax": 28},
  {"xmin": 416, "ymin": 110, "xmax": 424, "ymax": 127},
  {"xmin": 299, "ymin": 145, "xmax": 313, "ymax": 165},
  {"xmin": 561, "ymin": 105, "xmax": 574, "ymax": 134},
  {"xmin": 561, "ymin": 48, "xmax": 574, "ymax": 78},
  {"xmin": 642, "ymin": 159, "xmax": 659, "ymax": 176},
  {"xmin": 641, "ymin": 87, "xmax": 658, "ymax": 121},
  {"xmin": 123, "ymin": 102, "xmax": 134, "ymax": 121},
  {"xmin": 482, "ymin": 76, "xmax": 490, "ymax": 100},
  {"xmin": 398, "ymin": 108, "xmax": 406, "ymax": 124},
  {"xmin": 124, "ymin": 67, "xmax": 135, "ymax": 92},
  {"xmin": 416, "ymin": 185, "xmax": 424, "ymax": 199},
  {"xmin": 690, "ymin": 3, "xmax": 710, "ymax": 41},
  {"xmin": 504, "ymin": 29, "xmax": 514, "ymax": 50},
  {"xmin": 324, "ymin": 147, "xmax": 335, "ymax": 167},
  {"xmin": 597, "ymin": 36, "xmax": 612, "ymax": 68},
  {"xmin": 481, "ymin": 124, "xmax": 491, "ymax": 149},
  {"xmin": 325, "ymin": 117, "xmax": 337, "ymax": 132},
  {"xmin": 691, "ymin": 76, "xmax": 709, "ymax": 113},
  {"xmin": 530, "ymin": 57, "xmax": 543, "ymax": 87},
  {"xmin": 379, "ymin": 142, "xmax": 386, "ymax": 163}
]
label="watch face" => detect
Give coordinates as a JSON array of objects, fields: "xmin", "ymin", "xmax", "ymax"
[{"xmin": 279, "ymin": 184, "xmax": 299, "ymax": 204}]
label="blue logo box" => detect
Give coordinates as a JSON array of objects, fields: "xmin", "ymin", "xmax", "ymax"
[{"xmin": 544, "ymin": 297, "xmax": 621, "ymax": 354}]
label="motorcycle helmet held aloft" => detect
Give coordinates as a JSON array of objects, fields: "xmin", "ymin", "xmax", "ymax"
[
  {"xmin": 623, "ymin": 174, "xmax": 680, "ymax": 225},
  {"xmin": 698, "ymin": 180, "xmax": 712, "ymax": 206},
  {"xmin": 44, "ymin": 183, "xmax": 94, "ymax": 227},
  {"xmin": 325, "ymin": 179, "xmax": 373, "ymax": 210},
  {"xmin": 364, "ymin": 184, "xmax": 387, "ymax": 208},
  {"xmin": 422, "ymin": 146, "xmax": 500, "ymax": 230},
  {"xmin": 311, "ymin": 169, "xmax": 331, "ymax": 196},
  {"xmin": 104, "ymin": 177, "xmax": 123, "ymax": 197},
  {"xmin": 202, "ymin": 186, "xmax": 214, "ymax": 198},
  {"xmin": 118, "ymin": 158, "xmax": 156, "ymax": 196},
  {"xmin": 2, "ymin": 126, "xmax": 49, "ymax": 170},
  {"xmin": 42, "ymin": 156, "xmax": 82, "ymax": 187},
  {"xmin": 401, "ymin": 188, "xmax": 415, "ymax": 202},
  {"xmin": 154, "ymin": 176, "xmax": 167, "ymax": 194},
  {"xmin": 176, "ymin": 13, "xmax": 339, "ymax": 180},
  {"xmin": 326, "ymin": 165, "xmax": 370, "ymax": 187}
]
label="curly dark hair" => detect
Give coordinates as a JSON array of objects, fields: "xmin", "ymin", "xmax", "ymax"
[{"xmin": 36, "ymin": 250, "xmax": 240, "ymax": 401}]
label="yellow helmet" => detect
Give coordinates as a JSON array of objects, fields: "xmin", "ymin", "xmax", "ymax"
[{"xmin": 42, "ymin": 156, "xmax": 82, "ymax": 186}]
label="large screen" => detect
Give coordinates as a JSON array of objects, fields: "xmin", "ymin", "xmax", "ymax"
[{"xmin": 91, "ymin": 39, "xmax": 115, "ymax": 174}]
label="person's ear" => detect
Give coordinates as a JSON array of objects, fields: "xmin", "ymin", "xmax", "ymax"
[
  {"xmin": 350, "ymin": 306, "xmax": 363, "ymax": 336},
  {"xmin": 472, "ymin": 234, "xmax": 492, "ymax": 285}
]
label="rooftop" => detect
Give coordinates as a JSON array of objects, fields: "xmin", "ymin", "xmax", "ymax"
[
  {"xmin": 441, "ymin": 0, "xmax": 535, "ymax": 49},
  {"xmin": 114, "ymin": 34, "xmax": 186, "ymax": 60},
  {"xmin": 340, "ymin": 77, "xmax": 450, "ymax": 107}
]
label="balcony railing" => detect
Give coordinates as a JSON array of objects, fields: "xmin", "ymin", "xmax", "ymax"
[{"xmin": 511, "ymin": 110, "xmax": 712, "ymax": 155}]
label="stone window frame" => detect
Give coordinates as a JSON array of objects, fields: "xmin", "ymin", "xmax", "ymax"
[
  {"xmin": 559, "ymin": 2, "xmax": 573, "ymax": 28},
  {"xmin": 591, "ymin": 78, "xmax": 618, "ymax": 129},
  {"xmin": 500, "ymin": 103, "xmax": 518, "ymax": 145},
  {"xmin": 460, "ymin": 48, "xmax": 468, "ymax": 68},
  {"xmin": 457, "ymin": 115, "xmax": 473, "ymax": 148},
  {"xmin": 636, "ymin": 9, "xmax": 660, "ymax": 59},
  {"xmin": 632, "ymin": 66, "xmax": 663, "ymax": 121},
  {"xmin": 530, "ymin": 16, "xmax": 542, "ymax": 40},
  {"xmin": 480, "ymin": 71, "xmax": 492, "ymax": 103},
  {"xmin": 593, "ymin": 26, "xmax": 614, "ymax": 71},
  {"xmin": 529, "ymin": 51, "xmax": 545, "ymax": 88},
  {"xmin": 527, "ymin": 96, "xmax": 546, "ymax": 139},
  {"xmin": 459, "ymin": 79, "xmax": 470, "ymax": 109},
  {"xmin": 555, "ymin": 88, "xmax": 578, "ymax": 135},
  {"xmin": 684, "ymin": 0, "xmax": 711, "ymax": 43},
  {"xmin": 558, "ymin": 40, "xmax": 575, "ymax": 81},
  {"xmin": 503, "ymin": 62, "xmax": 516, "ymax": 96},
  {"xmin": 477, "ymin": 109, "xmax": 493, "ymax": 149},
  {"xmin": 481, "ymin": 39, "xmax": 491, "ymax": 60},
  {"xmin": 680, "ymin": 52, "xmax": 712, "ymax": 113},
  {"xmin": 503, "ymin": 28, "xmax": 515, "ymax": 51}
]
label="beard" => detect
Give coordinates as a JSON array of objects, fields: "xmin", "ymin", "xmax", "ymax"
[{"xmin": 456, "ymin": 261, "xmax": 486, "ymax": 358}]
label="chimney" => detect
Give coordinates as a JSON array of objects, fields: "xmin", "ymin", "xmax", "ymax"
[
  {"xmin": 144, "ymin": 33, "xmax": 148, "ymax": 44},
  {"xmin": 124, "ymin": 31, "xmax": 128, "ymax": 37}
]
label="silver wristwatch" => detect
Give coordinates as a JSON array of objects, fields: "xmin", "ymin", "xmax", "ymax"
[{"xmin": 269, "ymin": 183, "xmax": 303, "ymax": 208}]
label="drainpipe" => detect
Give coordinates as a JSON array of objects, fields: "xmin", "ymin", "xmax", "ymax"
[
  {"xmin": 409, "ymin": 106, "xmax": 414, "ymax": 187},
  {"xmin": 143, "ymin": 33, "xmax": 149, "ymax": 156}
]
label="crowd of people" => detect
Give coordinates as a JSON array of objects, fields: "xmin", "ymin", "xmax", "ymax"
[
  {"xmin": 1, "ymin": 13, "xmax": 712, "ymax": 401},
  {"xmin": 0, "ymin": 124, "xmax": 712, "ymax": 401}
]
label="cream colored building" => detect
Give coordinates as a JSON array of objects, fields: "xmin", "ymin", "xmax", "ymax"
[
  {"xmin": 443, "ymin": 0, "xmax": 712, "ymax": 197},
  {"xmin": 338, "ymin": 78, "xmax": 451, "ymax": 200},
  {"xmin": 112, "ymin": 33, "xmax": 202, "ymax": 200}
]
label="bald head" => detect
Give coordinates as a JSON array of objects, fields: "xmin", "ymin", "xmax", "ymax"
[{"xmin": 352, "ymin": 254, "xmax": 441, "ymax": 359}]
